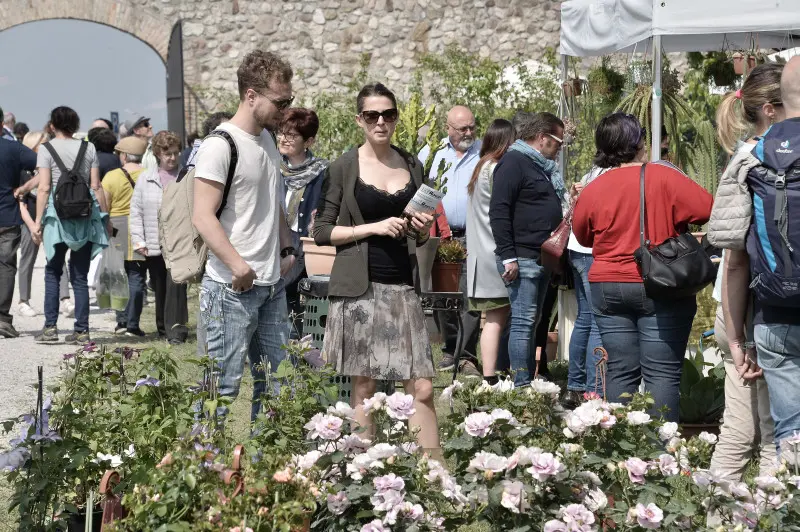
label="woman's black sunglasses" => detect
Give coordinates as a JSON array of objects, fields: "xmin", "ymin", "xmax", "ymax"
[{"xmin": 360, "ymin": 109, "xmax": 399, "ymax": 125}]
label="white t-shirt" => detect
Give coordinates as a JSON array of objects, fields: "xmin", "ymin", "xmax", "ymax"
[
  {"xmin": 194, "ymin": 122, "xmax": 283, "ymax": 286},
  {"xmin": 567, "ymin": 166, "xmax": 609, "ymax": 254}
]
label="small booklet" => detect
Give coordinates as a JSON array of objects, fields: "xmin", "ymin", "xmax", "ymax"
[
  {"xmin": 404, "ymin": 184, "xmax": 444, "ymax": 216},
  {"xmin": 402, "ymin": 184, "xmax": 444, "ymax": 240}
]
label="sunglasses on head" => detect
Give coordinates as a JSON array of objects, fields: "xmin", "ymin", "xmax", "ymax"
[{"xmin": 360, "ymin": 109, "xmax": 399, "ymax": 125}]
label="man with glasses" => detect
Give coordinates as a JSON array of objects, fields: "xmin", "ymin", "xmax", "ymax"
[
  {"xmin": 490, "ymin": 112, "xmax": 565, "ymax": 387},
  {"xmin": 123, "ymin": 117, "xmax": 154, "ymax": 141},
  {"xmin": 418, "ymin": 105, "xmax": 482, "ymax": 378},
  {"xmin": 192, "ymin": 50, "xmax": 297, "ymax": 421}
]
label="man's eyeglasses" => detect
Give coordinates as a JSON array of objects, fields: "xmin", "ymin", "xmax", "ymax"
[
  {"xmin": 448, "ymin": 123, "xmax": 476, "ymax": 134},
  {"xmin": 360, "ymin": 109, "xmax": 399, "ymax": 125},
  {"xmin": 257, "ymin": 91, "xmax": 294, "ymax": 110},
  {"xmin": 547, "ymin": 133, "xmax": 564, "ymax": 145}
]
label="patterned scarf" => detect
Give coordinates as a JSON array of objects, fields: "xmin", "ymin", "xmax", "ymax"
[
  {"xmin": 508, "ymin": 139, "xmax": 567, "ymax": 207},
  {"xmin": 281, "ymin": 151, "xmax": 329, "ymax": 229}
]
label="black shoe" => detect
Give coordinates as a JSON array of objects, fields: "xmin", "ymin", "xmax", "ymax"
[
  {"xmin": 65, "ymin": 331, "xmax": 91, "ymax": 345},
  {"xmin": 437, "ymin": 354, "xmax": 455, "ymax": 372},
  {"xmin": 0, "ymin": 321, "xmax": 20, "ymax": 339},
  {"xmin": 561, "ymin": 390, "xmax": 584, "ymax": 410},
  {"xmin": 34, "ymin": 327, "xmax": 58, "ymax": 343},
  {"xmin": 114, "ymin": 323, "xmax": 127, "ymax": 334},
  {"xmin": 125, "ymin": 328, "xmax": 146, "ymax": 337},
  {"xmin": 458, "ymin": 359, "xmax": 482, "ymax": 379}
]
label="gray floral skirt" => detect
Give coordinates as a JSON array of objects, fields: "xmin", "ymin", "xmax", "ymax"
[{"xmin": 323, "ymin": 282, "xmax": 435, "ymax": 380}]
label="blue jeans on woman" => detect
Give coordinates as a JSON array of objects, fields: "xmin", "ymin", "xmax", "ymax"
[
  {"xmin": 591, "ymin": 282, "xmax": 696, "ymax": 422},
  {"xmin": 496, "ymin": 257, "xmax": 550, "ymax": 387},
  {"xmin": 45, "ymin": 242, "xmax": 91, "ymax": 332},
  {"xmin": 567, "ymin": 251, "xmax": 603, "ymax": 393}
]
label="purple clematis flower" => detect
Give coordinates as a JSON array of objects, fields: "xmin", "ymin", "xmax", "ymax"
[
  {"xmin": 134, "ymin": 376, "xmax": 161, "ymax": 390},
  {"xmin": 63, "ymin": 352, "xmax": 77, "ymax": 361},
  {"xmin": 113, "ymin": 346, "xmax": 137, "ymax": 360},
  {"xmin": 0, "ymin": 447, "xmax": 29, "ymax": 471},
  {"xmin": 82, "ymin": 342, "xmax": 99, "ymax": 353}
]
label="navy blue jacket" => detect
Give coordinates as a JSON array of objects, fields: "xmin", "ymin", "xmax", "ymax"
[
  {"xmin": 489, "ymin": 150, "xmax": 563, "ymax": 261},
  {"xmin": 294, "ymin": 171, "xmax": 325, "ymax": 238}
]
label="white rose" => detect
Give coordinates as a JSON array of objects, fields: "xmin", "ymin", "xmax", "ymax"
[{"xmin": 626, "ymin": 411, "xmax": 651, "ymax": 426}]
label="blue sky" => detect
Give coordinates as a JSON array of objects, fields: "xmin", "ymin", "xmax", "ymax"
[{"xmin": 0, "ymin": 19, "xmax": 168, "ymax": 134}]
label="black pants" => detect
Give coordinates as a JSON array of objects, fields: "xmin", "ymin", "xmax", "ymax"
[
  {"xmin": 0, "ymin": 226, "xmax": 21, "ymax": 326},
  {"xmin": 127, "ymin": 256, "xmax": 188, "ymax": 340},
  {"xmin": 436, "ymin": 246, "xmax": 480, "ymax": 360},
  {"xmin": 534, "ymin": 281, "xmax": 559, "ymax": 377}
]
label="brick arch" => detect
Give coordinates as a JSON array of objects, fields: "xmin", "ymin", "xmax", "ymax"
[{"xmin": 0, "ymin": 0, "xmax": 173, "ymax": 63}]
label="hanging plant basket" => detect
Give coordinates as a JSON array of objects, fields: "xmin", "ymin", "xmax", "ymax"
[{"xmin": 732, "ymin": 53, "xmax": 758, "ymax": 76}]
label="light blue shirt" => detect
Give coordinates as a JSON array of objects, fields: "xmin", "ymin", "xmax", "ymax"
[{"xmin": 418, "ymin": 138, "xmax": 482, "ymax": 231}]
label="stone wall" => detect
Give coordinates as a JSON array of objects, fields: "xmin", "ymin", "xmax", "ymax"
[{"xmin": 1, "ymin": 0, "xmax": 563, "ymax": 107}]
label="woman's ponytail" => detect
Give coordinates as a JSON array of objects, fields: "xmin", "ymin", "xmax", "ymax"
[{"xmin": 716, "ymin": 92, "xmax": 747, "ymax": 155}]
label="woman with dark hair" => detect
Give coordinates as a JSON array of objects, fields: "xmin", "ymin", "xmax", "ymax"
[
  {"xmin": 572, "ymin": 113, "xmax": 712, "ymax": 421},
  {"xmin": 466, "ymin": 118, "xmax": 515, "ymax": 383},
  {"xmin": 313, "ymin": 83, "xmax": 439, "ymax": 453},
  {"xmin": 30, "ymin": 106, "xmax": 110, "ymax": 344},
  {"xmin": 278, "ymin": 108, "xmax": 329, "ymax": 338},
  {"xmin": 129, "ymin": 130, "xmax": 189, "ymax": 343}
]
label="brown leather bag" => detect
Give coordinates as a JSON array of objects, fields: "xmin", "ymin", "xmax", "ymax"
[{"xmin": 540, "ymin": 202, "xmax": 574, "ymax": 275}]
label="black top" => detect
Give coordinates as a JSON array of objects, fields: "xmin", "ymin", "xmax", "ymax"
[
  {"xmin": 489, "ymin": 150, "xmax": 563, "ymax": 261},
  {"xmin": 98, "ymin": 151, "xmax": 122, "ymax": 181},
  {"xmin": 0, "ymin": 138, "xmax": 37, "ymax": 227},
  {"xmin": 355, "ymin": 177, "xmax": 415, "ymax": 285}
]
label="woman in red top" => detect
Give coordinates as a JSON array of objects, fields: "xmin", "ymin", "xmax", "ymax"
[{"xmin": 572, "ymin": 113, "xmax": 712, "ymax": 421}]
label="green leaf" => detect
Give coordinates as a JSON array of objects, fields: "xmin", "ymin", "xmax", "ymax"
[{"xmin": 185, "ymin": 473, "xmax": 196, "ymax": 490}]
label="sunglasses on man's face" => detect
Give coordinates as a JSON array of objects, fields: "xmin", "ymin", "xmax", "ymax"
[{"xmin": 360, "ymin": 109, "xmax": 399, "ymax": 125}]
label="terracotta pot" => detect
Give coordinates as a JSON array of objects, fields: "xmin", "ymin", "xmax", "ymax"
[
  {"xmin": 300, "ymin": 237, "xmax": 336, "ymax": 276},
  {"xmin": 562, "ymin": 81, "xmax": 574, "ymax": 98},
  {"xmin": 546, "ymin": 331, "xmax": 558, "ymax": 362},
  {"xmin": 748, "ymin": 55, "xmax": 757, "ymax": 69},
  {"xmin": 571, "ymin": 78, "xmax": 583, "ymax": 96},
  {"xmin": 679, "ymin": 422, "xmax": 721, "ymax": 439},
  {"xmin": 732, "ymin": 52, "xmax": 745, "ymax": 75},
  {"xmin": 431, "ymin": 262, "xmax": 461, "ymax": 293}
]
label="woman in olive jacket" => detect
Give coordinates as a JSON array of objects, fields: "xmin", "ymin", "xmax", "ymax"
[{"xmin": 313, "ymin": 83, "xmax": 439, "ymax": 453}]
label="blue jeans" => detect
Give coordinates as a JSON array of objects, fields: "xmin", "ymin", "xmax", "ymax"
[
  {"xmin": 591, "ymin": 282, "xmax": 696, "ymax": 422},
  {"xmin": 568, "ymin": 251, "xmax": 603, "ymax": 392},
  {"xmin": 201, "ymin": 276, "xmax": 290, "ymax": 421},
  {"xmin": 755, "ymin": 323, "xmax": 800, "ymax": 445},
  {"xmin": 497, "ymin": 257, "xmax": 550, "ymax": 387},
  {"xmin": 45, "ymin": 243, "xmax": 91, "ymax": 332}
]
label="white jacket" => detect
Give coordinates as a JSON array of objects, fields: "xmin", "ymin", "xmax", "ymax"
[
  {"xmin": 129, "ymin": 168, "xmax": 167, "ymax": 257},
  {"xmin": 707, "ymin": 147, "xmax": 760, "ymax": 250}
]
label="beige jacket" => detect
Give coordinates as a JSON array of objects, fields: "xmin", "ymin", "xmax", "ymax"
[{"xmin": 707, "ymin": 149, "xmax": 761, "ymax": 250}]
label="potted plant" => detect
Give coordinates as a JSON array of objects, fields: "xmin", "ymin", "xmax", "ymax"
[
  {"xmin": 432, "ymin": 239, "xmax": 466, "ymax": 293},
  {"xmin": 300, "ymin": 235, "xmax": 336, "ymax": 277},
  {"xmin": 679, "ymin": 347, "xmax": 725, "ymax": 437}
]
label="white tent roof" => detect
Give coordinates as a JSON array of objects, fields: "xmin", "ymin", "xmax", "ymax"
[{"xmin": 560, "ymin": 0, "xmax": 800, "ymax": 57}]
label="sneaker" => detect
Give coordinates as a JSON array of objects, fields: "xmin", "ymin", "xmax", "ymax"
[
  {"xmin": 34, "ymin": 327, "xmax": 58, "ymax": 343},
  {"xmin": 458, "ymin": 359, "xmax": 482, "ymax": 379},
  {"xmin": 560, "ymin": 390, "xmax": 584, "ymax": 410},
  {"xmin": 114, "ymin": 323, "xmax": 127, "ymax": 334},
  {"xmin": 437, "ymin": 354, "xmax": 455, "ymax": 372},
  {"xmin": 0, "ymin": 321, "xmax": 20, "ymax": 338},
  {"xmin": 61, "ymin": 299, "xmax": 75, "ymax": 318},
  {"xmin": 125, "ymin": 328, "xmax": 146, "ymax": 337},
  {"xmin": 17, "ymin": 302, "xmax": 37, "ymax": 317},
  {"xmin": 65, "ymin": 331, "xmax": 90, "ymax": 345}
]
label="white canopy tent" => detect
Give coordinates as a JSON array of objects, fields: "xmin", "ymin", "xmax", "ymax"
[{"xmin": 559, "ymin": 0, "xmax": 800, "ymax": 161}]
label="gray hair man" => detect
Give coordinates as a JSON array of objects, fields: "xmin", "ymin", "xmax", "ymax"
[
  {"xmin": 1, "ymin": 110, "xmax": 16, "ymax": 141},
  {"xmin": 417, "ymin": 105, "xmax": 483, "ymax": 377}
]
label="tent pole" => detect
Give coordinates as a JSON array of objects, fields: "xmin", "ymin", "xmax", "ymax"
[
  {"xmin": 651, "ymin": 35, "xmax": 662, "ymax": 162},
  {"xmin": 559, "ymin": 53, "xmax": 568, "ymax": 180}
]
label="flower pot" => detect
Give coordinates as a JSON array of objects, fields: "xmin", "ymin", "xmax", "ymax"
[
  {"xmin": 732, "ymin": 52, "xmax": 745, "ymax": 75},
  {"xmin": 679, "ymin": 422, "xmax": 721, "ymax": 439},
  {"xmin": 301, "ymin": 237, "xmax": 336, "ymax": 277},
  {"xmin": 571, "ymin": 78, "xmax": 583, "ymax": 96},
  {"xmin": 546, "ymin": 331, "xmax": 558, "ymax": 362},
  {"xmin": 431, "ymin": 262, "xmax": 461, "ymax": 293}
]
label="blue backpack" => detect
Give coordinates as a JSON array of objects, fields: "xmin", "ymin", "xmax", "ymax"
[{"xmin": 746, "ymin": 120, "xmax": 800, "ymax": 306}]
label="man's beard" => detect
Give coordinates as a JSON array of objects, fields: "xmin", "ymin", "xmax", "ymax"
[
  {"xmin": 256, "ymin": 108, "xmax": 277, "ymax": 132},
  {"xmin": 456, "ymin": 137, "xmax": 475, "ymax": 151}
]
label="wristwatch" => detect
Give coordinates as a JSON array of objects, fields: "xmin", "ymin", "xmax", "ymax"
[{"xmin": 280, "ymin": 246, "xmax": 299, "ymax": 258}]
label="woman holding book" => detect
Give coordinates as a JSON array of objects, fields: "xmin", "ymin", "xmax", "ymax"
[{"xmin": 313, "ymin": 82, "xmax": 440, "ymax": 454}]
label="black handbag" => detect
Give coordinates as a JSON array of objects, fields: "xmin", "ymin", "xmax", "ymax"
[{"xmin": 633, "ymin": 163, "xmax": 716, "ymax": 300}]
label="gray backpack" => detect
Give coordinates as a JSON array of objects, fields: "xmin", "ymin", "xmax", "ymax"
[{"xmin": 159, "ymin": 130, "xmax": 237, "ymax": 283}]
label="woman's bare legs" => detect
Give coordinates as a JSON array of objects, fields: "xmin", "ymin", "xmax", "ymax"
[
  {"xmin": 403, "ymin": 378, "xmax": 441, "ymax": 459},
  {"xmin": 351, "ymin": 375, "xmax": 377, "ymax": 439},
  {"xmin": 480, "ymin": 306, "xmax": 510, "ymax": 377}
]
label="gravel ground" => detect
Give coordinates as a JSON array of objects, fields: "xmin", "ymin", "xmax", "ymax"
[{"xmin": 0, "ymin": 251, "xmax": 118, "ymax": 443}]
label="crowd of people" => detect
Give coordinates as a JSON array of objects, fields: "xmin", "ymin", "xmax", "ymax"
[{"xmin": 2, "ymin": 48, "xmax": 800, "ymax": 466}]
